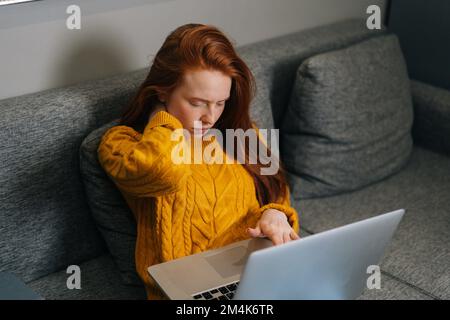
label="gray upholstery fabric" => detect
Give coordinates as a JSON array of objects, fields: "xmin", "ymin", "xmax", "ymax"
[
  {"xmin": 237, "ymin": 18, "xmax": 386, "ymax": 130},
  {"xmin": 0, "ymin": 68, "xmax": 147, "ymax": 283},
  {"xmin": 80, "ymin": 120, "xmax": 142, "ymax": 286},
  {"xmin": 282, "ymin": 34, "xmax": 414, "ymax": 199},
  {"xmin": 411, "ymin": 80, "xmax": 450, "ymax": 156},
  {"xmin": 28, "ymin": 254, "xmax": 146, "ymax": 300},
  {"xmin": 358, "ymin": 274, "xmax": 434, "ymax": 300},
  {"xmin": 293, "ymin": 146, "xmax": 450, "ymax": 300}
]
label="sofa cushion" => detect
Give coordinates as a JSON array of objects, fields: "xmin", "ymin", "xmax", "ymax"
[
  {"xmin": 293, "ymin": 146, "xmax": 450, "ymax": 299},
  {"xmin": 28, "ymin": 254, "xmax": 146, "ymax": 300},
  {"xmin": 237, "ymin": 18, "xmax": 386, "ymax": 129},
  {"xmin": 79, "ymin": 121, "xmax": 141, "ymax": 286},
  {"xmin": 281, "ymin": 34, "xmax": 414, "ymax": 199}
]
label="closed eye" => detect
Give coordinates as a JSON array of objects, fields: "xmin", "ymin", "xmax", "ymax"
[
  {"xmin": 189, "ymin": 96, "xmax": 229, "ymax": 107},
  {"xmin": 189, "ymin": 101, "xmax": 206, "ymax": 107}
]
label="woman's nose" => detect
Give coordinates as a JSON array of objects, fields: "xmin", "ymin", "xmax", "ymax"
[{"xmin": 201, "ymin": 106, "xmax": 215, "ymax": 124}]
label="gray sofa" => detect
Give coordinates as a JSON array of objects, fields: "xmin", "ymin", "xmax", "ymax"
[{"xmin": 0, "ymin": 19, "xmax": 448, "ymax": 300}]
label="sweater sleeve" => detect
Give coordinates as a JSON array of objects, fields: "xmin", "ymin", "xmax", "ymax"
[
  {"xmin": 257, "ymin": 185, "xmax": 300, "ymax": 234},
  {"xmin": 97, "ymin": 111, "xmax": 191, "ymax": 198}
]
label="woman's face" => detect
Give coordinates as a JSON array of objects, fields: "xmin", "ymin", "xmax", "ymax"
[{"xmin": 160, "ymin": 69, "xmax": 232, "ymax": 137}]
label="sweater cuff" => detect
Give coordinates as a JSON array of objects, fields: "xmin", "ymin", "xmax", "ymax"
[
  {"xmin": 258, "ymin": 203, "xmax": 300, "ymax": 234},
  {"xmin": 146, "ymin": 111, "xmax": 184, "ymax": 131}
]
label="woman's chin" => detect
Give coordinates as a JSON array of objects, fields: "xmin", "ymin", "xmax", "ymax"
[{"xmin": 191, "ymin": 130, "xmax": 207, "ymax": 138}]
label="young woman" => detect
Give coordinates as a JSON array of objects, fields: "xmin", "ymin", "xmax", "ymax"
[{"xmin": 97, "ymin": 23, "xmax": 300, "ymax": 300}]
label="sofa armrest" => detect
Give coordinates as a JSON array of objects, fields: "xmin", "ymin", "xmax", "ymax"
[{"xmin": 411, "ymin": 80, "xmax": 450, "ymax": 156}]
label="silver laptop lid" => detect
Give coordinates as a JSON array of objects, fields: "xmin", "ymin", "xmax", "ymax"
[{"xmin": 233, "ymin": 209, "xmax": 405, "ymax": 300}]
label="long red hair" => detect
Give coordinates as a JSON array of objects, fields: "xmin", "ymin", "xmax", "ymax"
[{"xmin": 119, "ymin": 23, "xmax": 289, "ymax": 206}]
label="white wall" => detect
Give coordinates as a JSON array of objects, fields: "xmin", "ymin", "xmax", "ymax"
[{"xmin": 0, "ymin": 0, "xmax": 386, "ymax": 100}]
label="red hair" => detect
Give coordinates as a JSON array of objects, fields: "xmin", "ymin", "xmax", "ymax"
[{"xmin": 119, "ymin": 23, "xmax": 288, "ymax": 206}]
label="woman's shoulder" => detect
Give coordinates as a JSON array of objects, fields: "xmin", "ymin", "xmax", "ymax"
[
  {"xmin": 101, "ymin": 124, "xmax": 143, "ymax": 142},
  {"xmin": 97, "ymin": 123, "xmax": 144, "ymax": 164}
]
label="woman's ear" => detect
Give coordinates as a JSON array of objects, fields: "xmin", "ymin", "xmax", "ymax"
[{"xmin": 157, "ymin": 92, "xmax": 167, "ymax": 106}]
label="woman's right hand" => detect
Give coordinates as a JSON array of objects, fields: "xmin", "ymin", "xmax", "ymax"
[{"xmin": 147, "ymin": 104, "xmax": 190, "ymax": 141}]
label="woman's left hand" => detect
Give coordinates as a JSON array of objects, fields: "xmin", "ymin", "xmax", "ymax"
[{"xmin": 247, "ymin": 208, "xmax": 300, "ymax": 245}]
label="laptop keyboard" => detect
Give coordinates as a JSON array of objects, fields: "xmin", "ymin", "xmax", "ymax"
[{"xmin": 192, "ymin": 281, "xmax": 240, "ymax": 300}]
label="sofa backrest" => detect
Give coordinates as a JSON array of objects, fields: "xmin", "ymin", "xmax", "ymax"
[
  {"xmin": 0, "ymin": 18, "xmax": 385, "ymax": 282},
  {"xmin": 0, "ymin": 70, "xmax": 147, "ymax": 282}
]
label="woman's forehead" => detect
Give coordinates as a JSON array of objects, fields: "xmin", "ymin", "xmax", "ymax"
[{"xmin": 179, "ymin": 69, "xmax": 232, "ymax": 99}]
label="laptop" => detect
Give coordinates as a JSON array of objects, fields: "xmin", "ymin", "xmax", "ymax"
[{"xmin": 148, "ymin": 209, "xmax": 405, "ymax": 300}]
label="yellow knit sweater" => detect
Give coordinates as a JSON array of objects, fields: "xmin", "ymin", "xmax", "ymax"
[{"xmin": 97, "ymin": 111, "xmax": 299, "ymax": 300}]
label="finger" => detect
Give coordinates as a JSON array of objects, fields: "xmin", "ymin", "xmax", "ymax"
[
  {"xmin": 283, "ymin": 232, "xmax": 291, "ymax": 244},
  {"xmin": 271, "ymin": 234, "xmax": 283, "ymax": 246},
  {"xmin": 247, "ymin": 227, "xmax": 262, "ymax": 238},
  {"xmin": 290, "ymin": 230, "xmax": 300, "ymax": 240},
  {"xmin": 255, "ymin": 226, "xmax": 267, "ymax": 238}
]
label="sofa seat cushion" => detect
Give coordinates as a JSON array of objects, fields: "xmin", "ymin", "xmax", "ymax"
[
  {"xmin": 293, "ymin": 146, "xmax": 450, "ymax": 299},
  {"xmin": 282, "ymin": 34, "xmax": 414, "ymax": 199},
  {"xmin": 358, "ymin": 275, "xmax": 434, "ymax": 300},
  {"xmin": 27, "ymin": 254, "xmax": 146, "ymax": 300}
]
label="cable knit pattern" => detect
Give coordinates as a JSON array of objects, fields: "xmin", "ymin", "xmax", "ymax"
[{"xmin": 97, "ymin": 111, "xmax": 300, "ymax": 300}]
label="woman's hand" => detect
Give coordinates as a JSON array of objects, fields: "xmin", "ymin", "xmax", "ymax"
[
  {"xmin": 247, "ymin": 208, "xmax": 300, "ymax": 245},
  {"xmin": 148, "ymin": 104, "xmax": 191, "ymax": 141}
]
